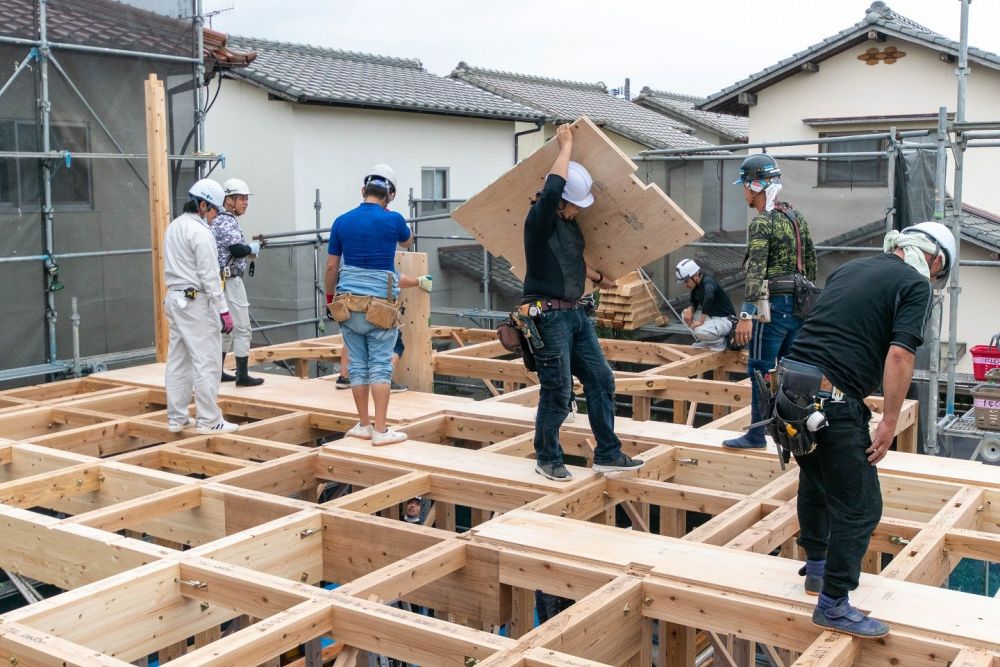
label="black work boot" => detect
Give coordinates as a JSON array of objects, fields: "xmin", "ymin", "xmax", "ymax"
[
  {"xmin": 221, "ymin": 353, "xmax": 236, "ymax": 382},
  {"xmin": 235, "ymin": 356, "xmax": 264, "ymax": 386}
]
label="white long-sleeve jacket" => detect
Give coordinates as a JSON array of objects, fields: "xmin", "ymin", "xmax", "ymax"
[{"xmin": 164, "ymin": 212, "xmax": 228, "ymax": 314}]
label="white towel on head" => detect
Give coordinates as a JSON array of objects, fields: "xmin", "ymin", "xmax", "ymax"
[
  {"xmin": 883, "ymin": 229, "xmax": 938, "ymax": 279},
  {"xmin": 764, "ymin": 182, "xmax": 783, "ymax": 212}
]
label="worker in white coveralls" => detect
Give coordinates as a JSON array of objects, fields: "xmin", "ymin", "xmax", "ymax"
[
  {"xmin": 164, "ymin": 178, "xmax": 239, "ymax": 434},
  {"xmin": 212, "ymin": 178, "xmax": 264, "ymax": 386}
]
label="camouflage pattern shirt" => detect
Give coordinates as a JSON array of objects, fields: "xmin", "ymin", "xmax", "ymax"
[
  {"xmin": 742, "ymin": 202, "xmax": 816, "ymax": 304},
  {"xmin": 211, "ymin": 209, "xmax": 247, "ymax": 276}
]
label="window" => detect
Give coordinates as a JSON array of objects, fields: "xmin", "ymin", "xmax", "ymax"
[
  {"xmin": 0, "ymin": 119, "xmax": 92, "ymax": 209},
  {"xmin": 420, "ymin": 167, "xmax": 449, "ymax": 214},
  {"xmin": 817, "ymin": 132, "xmax": 888, "ymax": 187}
]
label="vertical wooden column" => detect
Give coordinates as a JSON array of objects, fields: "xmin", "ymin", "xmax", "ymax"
[
  {"xmin": 145, "ymin": 74, "xmax": 170, "ymax": 363},
  {"xmin": 395, "ymin": 251, "xmax": 432, "ymax": 392}
]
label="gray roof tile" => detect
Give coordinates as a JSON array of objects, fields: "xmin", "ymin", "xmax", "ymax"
[
  {"xmin": 451, "ymin": 63, "xmax": 717, "ymax": 151},
  {"xmin": 633, "ymin": 88, "xmax": 749, "ymax": 142},
  {"xmin": 702, "ymin": 1, "xmax": 1000, "ymax": 114},
  {"xmin": 227, "ymin": 37, "xmax": 543, "ymax": 122}
]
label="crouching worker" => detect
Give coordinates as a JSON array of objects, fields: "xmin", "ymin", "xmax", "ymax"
[
  {"xmin": 324, "ymin": 164, "xmax": 413, "ymax": 446},
  {"xmin": 676, "ymin": 258, "xmax": 735, "ymax": 351}
]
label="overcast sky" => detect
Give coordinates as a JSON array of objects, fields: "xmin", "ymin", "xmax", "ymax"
[{"xmin": 209, "ymin": 0, "xmax": 1000, "ymax": 98}]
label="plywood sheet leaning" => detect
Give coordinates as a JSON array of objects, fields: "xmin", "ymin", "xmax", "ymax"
[{"xmin": 451, "ymin": 116, "xmax": 704, "ymax": 281}]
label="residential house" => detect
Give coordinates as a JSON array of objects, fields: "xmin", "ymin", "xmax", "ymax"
[
  {"xmin": 449, "ymin": 63, "xmax": 728, "ymax": 309},
  {"xmin": 700, "ymin": 1, "xmax": 1000, "ymax": 371},
  {"xmin": 207, "ymin": 38, "xmax": 544, "ymax": 332}
]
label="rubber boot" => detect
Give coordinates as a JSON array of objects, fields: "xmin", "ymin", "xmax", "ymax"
[
  {"xmin": 235, "ymin": 356, "xmax": 264, "ymax": 387},
  {"xmin": 221, "ymin": 352, "xmax": 236, "ymax": 382}
]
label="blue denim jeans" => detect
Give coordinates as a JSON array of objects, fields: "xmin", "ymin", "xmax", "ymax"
[
  {"xmin": 747, "ymin": 295, "xmax": 803, "ymax": 440},
  {"xmin": 340, "ymin": 312, "xmax": 397, "ymax": 385},
  {"xmin": 795, "ymin": 397, "xmax": 882, "ymax": 598},
  {"xmin": 532, "ymin": 308, "xmax": 623, "ymax": 466}
]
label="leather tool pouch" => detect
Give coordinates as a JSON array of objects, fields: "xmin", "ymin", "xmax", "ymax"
[
  {"xmin": 792, "ymin": 274, "xmax": 822, "ymax": 319},
  {"xmin": 769, "ymin": 360, "xmax": 822, "ymax": 457},
  {"xmin": 328, "ymin": 294, "xmax": 352, "ymax": 323},
  {"xmin": 362, "ymin": 273, "xmax": 401, "ymax": 329},
  {"xmin": 497, "ymin": 318, "xmax": 523, "ymax": 353}
]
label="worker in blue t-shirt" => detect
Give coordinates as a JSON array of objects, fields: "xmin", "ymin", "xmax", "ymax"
[{"xmin": 324, "ymin": 164, "xmax": 414, "ymax": 446}]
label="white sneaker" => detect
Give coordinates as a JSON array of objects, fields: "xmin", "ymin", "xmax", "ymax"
[
  {"xmin": 167, "ymin": 417, "xmax": 194, "ymax": 433},
  {"xmin": 372, "ymin": 428, "xmax": 407, "ymax": 446},
  {"xmin": 346, "ymin": 422, "xmax": 373, "ymax": 439},
  {"xmin": 196, "ymin": 419, "xmax": 239, "ymax": 434}
]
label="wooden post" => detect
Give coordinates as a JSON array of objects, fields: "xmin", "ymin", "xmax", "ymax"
[
  {"xmin": 395, "ymin": 251, "xmax": 432, "ymax": 392},
  {"xmin": 145, "ymin": 74, "xmax": 170, "ymax": 363}
]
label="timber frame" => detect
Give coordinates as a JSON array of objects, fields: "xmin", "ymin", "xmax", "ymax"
[{"xmin": 0, "ymin": 328, "xmax": 996, "ymax": 667}]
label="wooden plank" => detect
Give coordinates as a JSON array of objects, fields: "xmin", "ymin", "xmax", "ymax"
[
  {"xmin": 452, "ymin": 116, "xmax": 703, "ymax": 282},
  {"xmin": 145, "ymin": 73, "xmax": 170, "ymax": 363},
  {"xmin": 791, "ymin": 632, "xmax": 859, "ymax": 667},
  {"xmin": 395, "ymin": 252, "xmax": 432, "ymax": 392}
]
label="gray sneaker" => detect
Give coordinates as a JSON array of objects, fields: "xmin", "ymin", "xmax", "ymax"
[
  {"xmin": 534, "ymin": 461, "xmax": 572, "ymax": 481},
  {"xmin": 335, "ymin": 375, "xmax": 350, "ymax": 390},
  {"xmin": 593, "ymin": 453, "xmax": 644, "ymax": 473},
  {"xmin": 390, "ymin": 381, "xmax": 408, "ymax": 393},
  {"xmin": 799, "ymin": 564, "xmax": 823, "ymax": 596},
  {"xmin": 812, "ymin": 596, "xmax": 889, "ymax": 638}
]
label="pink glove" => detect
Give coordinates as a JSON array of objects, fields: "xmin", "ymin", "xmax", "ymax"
[{"xmin": 220, "ymin": 312, "xmax": 234, "ymax": 333}]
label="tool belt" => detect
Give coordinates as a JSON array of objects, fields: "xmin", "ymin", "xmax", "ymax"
[
  {"xmin": 767, "ymin": 274, "xmax": 798, "ymax": 295},
  {"xmin": 327, "ymin": 273, "xmax": 400, "ymax": 329},
  {"xmin": 757, "ymin": 359, "xmax": 842, "ymax": 464}
]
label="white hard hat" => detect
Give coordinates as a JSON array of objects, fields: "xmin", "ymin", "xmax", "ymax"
[
  {"xmin": 674, "ymin": 258, "xmax": 701, "ymax": 282},
  {"xmin": 563, "ymin": 161, "xmax": 594, "ymax": 208},
  {"xmin": 223, "ymin": 178, "xmax": 250, "ymax": 196},
  {"xmin": 902, "ymin": 221, "xmax": 957, "ymax": 289},
  {"xmin": 188, "ymin": 178, "xmax": 225, "ymax": 210},
  {"xmin": 365, "ymin": 164, "xmax": 397, "ymax": 193}
]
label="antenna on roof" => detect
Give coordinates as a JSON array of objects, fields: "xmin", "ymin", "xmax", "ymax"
[
  {"xmin": 609, "ymin": 77, "xmax": 631, "ymax": 101},
  {"xmin": 202, "ymin": 1, "xmax": 235, "ymax": 28}
]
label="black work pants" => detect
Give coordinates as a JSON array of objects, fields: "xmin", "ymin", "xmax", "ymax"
[{"xmin": 794, "ymin": 397, "xmax": 882, "ymax": 599}]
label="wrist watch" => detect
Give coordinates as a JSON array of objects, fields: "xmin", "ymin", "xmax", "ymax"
[{"xmin": 739, "ymin": 311, "xmax": 754, "ymax": 320}]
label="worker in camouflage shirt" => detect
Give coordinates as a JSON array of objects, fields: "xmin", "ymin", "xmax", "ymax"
[{"xmin": 724, "ymin": 154, "xmax": 817, "ymax": 449}]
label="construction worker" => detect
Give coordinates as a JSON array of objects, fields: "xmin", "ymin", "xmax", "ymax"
[
  {"xmin": 676, "ymin": 258, "xmax": 735, "ymax": 351},
  {"xmin": 212, "ymin": 177, "xmax": 264, "ymax": 387},
  {"xmin": 776, "ymin": 222, "xmax": 954, "ymax": 638},
  {"xmin": 164, "ymin": 178, "xmax": 239, "ymax": 434},
  {"xmin": 324, "ymin": 164, "xmax": 414, "ymax": 446},
  {"xmin": 725, "ymin": 154, "xmax": 817, "ymax": 449},
  {"xmin": 524, "ymin": 124, "xmax": 643, "ymax": 480}
]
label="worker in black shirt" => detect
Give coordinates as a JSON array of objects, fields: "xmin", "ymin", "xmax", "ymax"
[
  {"xmin": 774, "ymin": 221, "xmax": 955, "ymax": 638},
  {"xmin": 523, "ymin": 124, "xmax": 644, "ymax": 481},
  {"xmin": 676, "ymin": 258, "xmax": 735, "ymax": 352}
]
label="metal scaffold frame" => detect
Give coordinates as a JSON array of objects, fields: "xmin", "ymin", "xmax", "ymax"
[{"xmin": 0, "ymin": 0, "xmax": 221, "ymax": 384}]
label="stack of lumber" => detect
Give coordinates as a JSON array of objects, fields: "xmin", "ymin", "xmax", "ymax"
[{"xmin": 594, "ymin": 271, "xmax": 664, "ymax": 330}]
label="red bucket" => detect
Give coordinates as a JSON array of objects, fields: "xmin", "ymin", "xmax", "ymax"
[{"xmin": 971, "ymin": 344, "xmax": 1000, "ymax": 381}]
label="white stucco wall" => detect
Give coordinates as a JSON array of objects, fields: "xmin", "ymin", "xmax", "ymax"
[{"xmin": 207, "ymin": 77, "xmax": 522, "ymax": 317}]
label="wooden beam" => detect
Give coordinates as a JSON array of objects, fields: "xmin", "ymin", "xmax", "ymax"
[
  {"xmin": 144, "ymin": 73, "xmax": 170, "ymax": 363},
  {"xmin": 395, "ymin": 252, "xmax": 432, "ymax": 392}
]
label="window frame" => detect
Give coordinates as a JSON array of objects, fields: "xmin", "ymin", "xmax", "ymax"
[
  {"xmin": 420, "ymin": 167, "xmax": 450, "ymax": 215},
  {"xmin": 816, "ymin": 131, "xmax": 889, "ymax": 188}
]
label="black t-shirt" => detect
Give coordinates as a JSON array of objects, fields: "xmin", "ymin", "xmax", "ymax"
[
  {"xmin": 522, "ymin": 174, "xmax": 587, "ymax": 302},
  {"xmin": 786, "ymin": 253, "xmax": 932, "ymax": 399},
  {"xmin": 690, "ymin": 273, "xmax": 736, "ymax": 318}
]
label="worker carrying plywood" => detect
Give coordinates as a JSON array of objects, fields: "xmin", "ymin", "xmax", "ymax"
[
  {"xmin": 163, "ymin": 178, "xmax": 239, "ymax": 435},
  {"xmin": 759, "ymin": 221, "xmax": 955, "ymax": 638},
  {"xmin": 522, "ymin": 124, "xmax": 644, "ymax": 481}
]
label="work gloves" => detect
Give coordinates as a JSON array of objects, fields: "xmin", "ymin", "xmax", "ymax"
[
  {"xmin": 249, "ymin": 241, "xmax": 261, "ymax": 255},
  {"xmin": 220, "ymin": 312, "xmax": 234, "ymax": 333},
  {"xmin": 417, "ymin": 275, "xmax": 433, "ymax": 292}
]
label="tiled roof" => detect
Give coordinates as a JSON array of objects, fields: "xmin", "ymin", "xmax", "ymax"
[
  {"xmin": 1, "ymin": 0, "xmax": 196, "ymax": 58},
  {"xmin": 633, "ymin": 88, "xmax": 749, "ymax": 143},
  {"xmin": 451, "ymin": 63, "xmax": 718, "ymax": 151},
  {"xmin": 226, "ymin": 37, "xmax": 543, "ymax": 122},
  {"xmin": 702, "ymin": 1, "xmax": 1000, "ymax": 115},
  {"xmin": 438, "ymin": 246, "xmax": 523, "ymax": 299},
  {"xmin": 961, "ymin": 203, "xmax": 1000, "ymax": 254}
]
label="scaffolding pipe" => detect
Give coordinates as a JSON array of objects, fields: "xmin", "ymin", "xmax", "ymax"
[
  {"xmin": 638, "ymin": 131, "xmax": 931, "ymax": 156},
  {"xmin": 946, "ymin": 0, "xmax": 971, "ymax": 418},
  {"xmin": 0, "ymin": 35, "xmax": 202, "ymax": 64},
  {"xmin": 965, "ymin": 141, "xmax": 1000, "ymax": 147},
  {"xmin": 194, "ymin": 0, "xmax": 206, "ymax": 176},
  {"xmin": 885, "ymin": 127, "xmax": 897, "ymax": 233},
  {"xmin": 39, "ymin": 0, "xmax": 58, "ymax": 364},
  {"xmin": 0, "ymin": 248, "xmax": 152, "ymax": 264},
  {"xmin": 0, "ymin": 150, "xmax": 222, "ymax": 162},
  {"xmin": 71, "ymin": 297, "xmax": 81, "ymax": 378},
  {"xmin": 636, "ymin": 151, "xmax": 889, "ymax": 162},
  {"xmin": 924, "ymin": 108, "xmax": 949, "ymax": 455},
  {"xmin": 313, "ymin": 188, "xmax": 323, "ymax": 339},
  {"xmin": 0, "ymin": 47, "xmax": 36, "ymax": 100}
]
